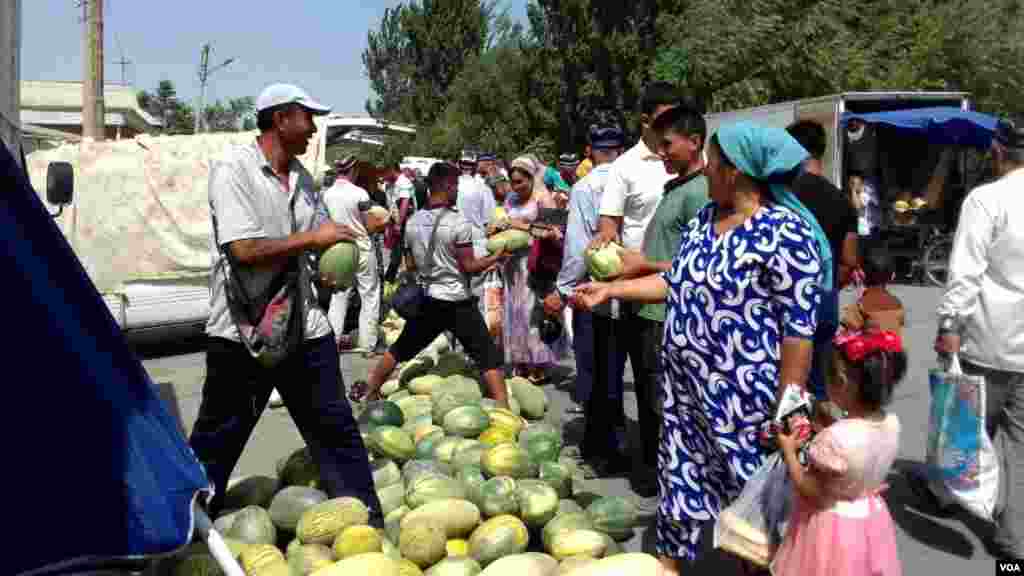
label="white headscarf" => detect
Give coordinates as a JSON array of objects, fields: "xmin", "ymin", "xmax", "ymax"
[{"xmin": 510, "ymin": 154, "xmax": 554, "ymax": 207}]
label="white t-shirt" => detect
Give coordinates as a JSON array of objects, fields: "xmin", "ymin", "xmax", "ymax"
[
  {"xmin": 598, "ymin": 139, "xmax": 674, "ymax": 249},
  {"xmin": 389, "ymin": 173, "xmax": 416, "ymax": 212},
  {"xmin": 323, "ymin": 179, "xmax": 371, "ymax": 251}
]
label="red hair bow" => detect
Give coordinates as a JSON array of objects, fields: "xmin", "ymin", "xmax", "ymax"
[{"xmin": 834, "ymin": 330, "xmax": 902, "ymax": 362}]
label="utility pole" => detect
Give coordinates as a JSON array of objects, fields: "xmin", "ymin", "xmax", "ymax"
[
  {"xmin": 195, "ymin": 44, "xmax": 234, "ymax": 133},
  {"xmin": 114, "ymin": 55, "xmax": 131, "ymax": 85},
  {"xmin": 81, "ymin": 0, "xmax": 105, "ymax": 140}
]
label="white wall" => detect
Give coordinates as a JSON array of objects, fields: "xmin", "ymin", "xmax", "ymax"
[{"xmin": 0, "ymin": 0, "xmax": 21, "ymax": 162}]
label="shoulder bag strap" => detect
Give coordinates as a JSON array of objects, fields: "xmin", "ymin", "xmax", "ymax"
[{"xmin": 419, "ymin": 208, "xmax": 449, "ymax": 285}]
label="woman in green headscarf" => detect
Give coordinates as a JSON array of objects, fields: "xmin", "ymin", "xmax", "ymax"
[{"xmin": 574, "ymin": 122, "xmax": 826, "ymax": 573}]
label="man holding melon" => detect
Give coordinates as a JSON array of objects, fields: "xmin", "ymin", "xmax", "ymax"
[
  {"xmin": 362, "ymin": 162, "xmax": 512, "ymax": 407},
  {"xmin": 191, "ymin": 84, "xmax": 383, "ymax": 523}
]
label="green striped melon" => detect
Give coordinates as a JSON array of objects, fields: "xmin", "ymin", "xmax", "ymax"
[
  {"xmin": 402, "ymin": 459, "xmax": 450, "ymax": 485},
  {"xmin": 369, "ymin": 426, "xmax": 415, "ymax": 462},
  {"xmin": 297, "ymin": 497, "xmax": 370, "ymax": 545},
  {"xmin": 477, "ymin": 476, "xmax": 519, "ymax": 518},
  {"xmin": 542, "ymin": 512, "xmax": 594, "ymax": 551},
  {"xmin": 332, "ymin": 524, "xmax": 383, "ymax": 559},
  {"xmin": 377, "ymin": 480, "xmax": 406, "ymax": 516},
  {"xmin": 384, "ymin": 505, "xmax": 410, "ymax": 545},
  {"xmin": 310, "ymin": 552, "xmax": 402, "ymax": 576},
  {"xmin": 557, "ymin": 556, "xmax": 597, "ymax": 574},
  {"xmin": 517, "ymin": 423, "xmax": 561, "ymax": 450},
  {"xmin": 409, "ymin": 374, "xmax": 446, "ymax": 395},
  {"xmin": 372, "ymin": 459, "xmax": 403, "ymax": 489},
  {"xmin": 432, "ymin": 353, "xmax": 472, "ymax": 377},
  {"xmin": 485, "ymin": 230, "xmax": 531, "ymax": 254},
  {"xmin": 468, "ymin": 515, "xmax": 530, "ymax": 566},
  {"xmin": 557, "ymin": 553, "xmax": 660, "ymax": 575},
  {"xmin": 506, "ymin": 378, "xmax": 547, "ymax": 419},
  {"xmin": 361, "ymin": 401, "xmax": 406, "ymax": 429},
  {"xmin": 269, "ymin": 486, "xmax": 329, "ymax": 532},
  {"xmin": 584, "ymin": 497, "xmax": 637, "ymax": 541},
  {"xmin": 451, "ymin": 441, "xmax": 488, "ymax": 470},
  {"xmin": 277, "ymin": 446, "xmax": 320, "ymax": 489},
  {"xmin": 403, "ymin": 414, "xmax": 435, "ymax": 436},
  {"xmin": 415, "ymin": 431, "xmax": 447, "ymax": 460},
  {"xmin": 405, "ymin": 472, "xmax": 467, "ymax": 509},
  {"xmin": 483, "ymin": 408, "xmax": 526, "ymax": 437},
  {"xmin": 478, "ymin": 427, "xmax": 516, "ymax": 447},
  {"xmin": 400, "ymin": 498, "xmax": 482, "ymax": 539},
  {"xmin": 388, "ymin": 389, "xmax": 412, "ymax": 402},
  {"xmin": 414, "ymin": 425, "xmax": 445, "ymax": 445},
  {"xmin": 425, "ymin": 556, "xmax": 482, "ymax": 576},
  {"xmin": 433, "ymin": 436, "xmax": 466, "ymax": 465},
  {"xmin": 396, "ymin": 395, "xmax": 434, "ymax": 425},
  {"xmin": 432, "ymin": 392, "xmax": 480, "ymax": 424},
  {"xmin": 481, "ymin": 443, "xmax": 535, "ymax": 479},
  {"xmin": 514, "ymin": 480, "xmax": 559, "ymax": 529},
  {"xmin": 538, "ymin": 461, "xmax": 572, "ymax": 498},
  {"xmin": 224, "ymin": 475, "xmax": 280, "ymax": 510},
  {"xmin": 319, "ymin": 242, "xmax": 359, "ymax": 291},
  {"xmin": 456, "ymin": 465, "xmax": 487, "ymax": 504},
  {"xmin": 382, "ymin": 534, "xmax": 402, "ymax": 561},
  {"xmin": 477, "ymin": 552, "xmax": 556, "ymax": 575},
  {"xmin": 225, "ymin": 506, "xmax": 277, "ymax": 546},
  {"xmin": 522, "ymin": 433, "xmax": 562, "ymax": 465},
  {"xmin": 380, "ymin": 379, "xmax": 402, "ymax": 397},
  {"xmin": 400, "ymin": 518, "xmax": 448, "ymax": 568},
  {"xmin": 239, "ymin": 543, "xmax": 287, "ymax": 574},
  {"xmin": 398, "ymin": 559, "xmax": 425, "ymax": 576},
  {"xmin": 547, "ymin": 529, "xmax": 607, "ymax": 561},
  {"xmin": 444, "ymin": 405, "xmax": 491, "ymax": 438},
  {"xmin": 399, "ymin": 358, "xmax": 435, "ymax": 385},
  {"xmin": 557, "ymin": 499, "xmax": 584, "ymax": 516}
]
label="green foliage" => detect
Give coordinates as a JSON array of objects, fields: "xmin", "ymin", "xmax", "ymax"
[
  {"xmin": 363, "ymin": 0, "xmax": 1024, "ymax": 163},
  {"xmin": 137, "ymin": 80, "xmax": 255, "ymax": 134}
]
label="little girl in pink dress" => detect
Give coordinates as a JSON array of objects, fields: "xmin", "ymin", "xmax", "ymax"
[{"xmin": 773, "ymin": 330, "xmax": 906, "ymax": 576}]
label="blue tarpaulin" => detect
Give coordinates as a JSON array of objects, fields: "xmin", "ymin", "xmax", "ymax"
[
  {"xmin": 1, "ymin": 144, "xmax": 211, "ymax": 575},
  {"xmin": 842, "ymin": 107, "xmax": 999, "ymax": 149}
]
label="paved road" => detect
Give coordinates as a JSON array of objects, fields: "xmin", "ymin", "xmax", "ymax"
[{"xmin": 142, "ymin": 284, "xmax": 1004, "ymax": 573}]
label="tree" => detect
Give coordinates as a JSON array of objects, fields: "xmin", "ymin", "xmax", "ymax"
[
  {"xmin": 202, "ymin": 97, "xmax": 256, "ymax": 132},
  {"xmin": 137, "ymin": 79, "xmax": 195, "ymax": 134},
  {"xmin": 363, "ymin": 0, "xmax": 494, "ymax": 127}
]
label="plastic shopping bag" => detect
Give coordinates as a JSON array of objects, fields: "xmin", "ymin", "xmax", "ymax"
[
  {"xmin": 926, "ymin": 353, "xmax": 999, "ymax": 520},
  {"xmin": 713, "ymin": 452, "xmax": 793, "ymax": 568}
]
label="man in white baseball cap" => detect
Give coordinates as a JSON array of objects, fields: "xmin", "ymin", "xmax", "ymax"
[{"xmin": 190, "ymin": 83, "xmax": 385, "ymax": 525}]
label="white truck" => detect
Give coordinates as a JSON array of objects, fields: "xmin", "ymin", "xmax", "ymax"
[
  {"xmin": 25, "ymin": 114, "xmax": 418, "ymax": 342},
  {"xmin": 702, "ymin": 91, "xmax": 971, "ymax": 187}
]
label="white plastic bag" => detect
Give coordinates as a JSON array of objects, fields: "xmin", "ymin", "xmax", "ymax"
[
  {"xmin": 713, "ymin": 452, "xmax": 794, "ymax": 568},
  {"xmin": 926, "ymin": 353, "xmax": 999, "ymax": 520}
]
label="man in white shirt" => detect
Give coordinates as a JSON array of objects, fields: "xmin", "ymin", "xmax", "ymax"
[
  {"xmin": 589, "ymin": 82, "xmax": 680, "ymax": 505},
  {"xmin": 192, "ymin": 84, "xmax": 382, "ymax": 522},
  {"xmin": 324, "ymin": 156, "xmax": 388, "ymax": 355},
  {"xmin": 928, "ymin": 117, "xmax": 1024, "ymax": 560}
]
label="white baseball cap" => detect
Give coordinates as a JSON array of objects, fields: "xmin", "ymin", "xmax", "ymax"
[{"xmin": 255, "ymin": 83, "xmax": 331, "ymax": 115}]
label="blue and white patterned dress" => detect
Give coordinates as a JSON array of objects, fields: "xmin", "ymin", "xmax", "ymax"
[{"xmin": 656, "ymin": 203, "xmax": 823, "ymax": 561}]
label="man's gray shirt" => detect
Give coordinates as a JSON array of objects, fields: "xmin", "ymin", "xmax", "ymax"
[{"xmin": 206, "ymin": 141, "xmax": 331, "ymax": 341}]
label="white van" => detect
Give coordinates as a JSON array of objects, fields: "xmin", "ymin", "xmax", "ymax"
[{"xmin": 25, "ymin": 115, "xmax": 419, "ymax": 342}]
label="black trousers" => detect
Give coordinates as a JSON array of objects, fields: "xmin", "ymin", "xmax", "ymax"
[
  {"xmin": 189, "ymin": 335, "xmax": 382, "ymax": 523},
  {"xmin": 389, "ymin": 296, "xmax": 502, "ymax": 371},
  {"xmin": 585, "ymin": 307, "xmax": 661, "ymax": 495}
]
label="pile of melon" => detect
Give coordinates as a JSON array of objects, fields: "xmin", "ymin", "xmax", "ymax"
[{"xmin": 165, "ymin": 346, "xmax": 660, "ymax": 575}]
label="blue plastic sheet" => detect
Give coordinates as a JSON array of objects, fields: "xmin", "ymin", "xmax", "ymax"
[
  {"xmin": 842, "ymin": 107, "xmax": 999, "ymax": 149},
  {"xmin": 0, "ymin": 145, "xmax": 212, "ymax": 575}
]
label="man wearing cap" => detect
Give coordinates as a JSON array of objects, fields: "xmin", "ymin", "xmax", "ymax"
[
  {"xmin": 923, "ymin": 116, "xmax": 1024, "ymax": 560},
  {"xmin": 544, "ymin": 125, "xmax": 628, "ymax": 466},
  {"xmin": 190, "ymin": 84, "xmax": 383, "ymax": 523},
  {"xmin": 559, "ymin": 153, "xmax": 580, "ymax": 188},
  {"xmin": 324, "ymin": 155, "xmax": 387, "ymax": 356}
]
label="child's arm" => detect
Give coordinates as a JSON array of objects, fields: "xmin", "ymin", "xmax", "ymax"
[
  {"xmin": 781, "ymin": 442, "xmax": 828, "ymax": 505},
  {"xmin": 777, "ymin": 427, "xmax": 847, "ymax": 506}
]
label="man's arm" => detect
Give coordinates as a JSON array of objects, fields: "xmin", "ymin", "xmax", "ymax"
[
  {"xmin": 556, "ymin": 182, "xmax": 591, "ymax": 298},
  {"xmin": 595, "ymin": 162, "xmax": 627, "ymax": 246},
  {"xmin": 936, "ymin": 194, "xmax": 994, "ymax": 352},
  {"xmin": 456, "ymin": 245, "xmax": 504, "ymax": 275},
  {"xmin": 838, "ymin": 232, "xmax": 858, "ymax": 288}
]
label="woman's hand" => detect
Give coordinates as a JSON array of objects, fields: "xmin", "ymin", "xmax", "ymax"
[{"xmin": 572, "ymin": 282, "xmax": 612, "ymax": 311}]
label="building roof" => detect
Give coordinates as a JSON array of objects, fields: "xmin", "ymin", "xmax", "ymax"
[{"xmin": 20, "ymin": 80, "xmax": 162, "ymax": 129}]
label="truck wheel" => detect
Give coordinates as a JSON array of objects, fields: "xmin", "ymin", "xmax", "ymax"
[{"xmin": 923, "ymin": 236, "xmax": 953, "ymax": 288}]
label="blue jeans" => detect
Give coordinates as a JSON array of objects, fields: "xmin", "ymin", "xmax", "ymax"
[
  {"xmin": 190, "ymin": 335, "xmax": 382, "ymax": 522},
  {"xmin": 571, "ymin": 309, "xmax": 624, "ymax": 406}
]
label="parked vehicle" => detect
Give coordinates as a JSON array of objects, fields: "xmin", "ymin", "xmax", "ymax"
[{"xmin": 24, "ymin": 115, "xmax": 419, "ymax": 342}]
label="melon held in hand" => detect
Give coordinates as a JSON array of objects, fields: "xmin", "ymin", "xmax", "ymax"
[{"xmin": 320, "ymin": 242, "xmax": 360, "ymax": 291}]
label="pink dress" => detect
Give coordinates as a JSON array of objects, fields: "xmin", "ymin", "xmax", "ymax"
[{"xmin": 771, "ymin": 415, "xmax": 903, "ymax": 576}]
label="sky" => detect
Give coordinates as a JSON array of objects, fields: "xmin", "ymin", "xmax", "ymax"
[{"xmin": 21, "ymin": 0, "xmax": 529, "ymax": 115}]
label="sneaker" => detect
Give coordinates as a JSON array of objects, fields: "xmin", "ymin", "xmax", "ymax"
[{"xmin": 268, "ymin": 388, "xmax": 284, "ymax": 409}]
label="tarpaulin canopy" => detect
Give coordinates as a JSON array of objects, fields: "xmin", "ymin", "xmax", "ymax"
[
  {"xmin": 1, "ymin": 142, "xmax": 211, "ymax": 575},
  {"xmin": 841, "ymin": 107, "xmax": 999, "ymax": 149}
]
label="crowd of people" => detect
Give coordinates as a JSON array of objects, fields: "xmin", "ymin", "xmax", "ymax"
[{"xmin": 192, "ymin": 81, "xmax": 1024, "ymax": 575}]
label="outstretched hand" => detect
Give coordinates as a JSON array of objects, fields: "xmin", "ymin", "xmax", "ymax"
[{"xmin": 572, "ymin": 282, "xmax": 612, "ymax": 311}]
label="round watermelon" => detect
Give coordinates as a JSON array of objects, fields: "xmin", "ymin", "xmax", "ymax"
[
  {"xmin": 320, "ymin": 242, "xmax": 360, "ymax": 291},
  {"xmin": 361, "ymin": 401, "xmax": 406, "ymax": 429}
]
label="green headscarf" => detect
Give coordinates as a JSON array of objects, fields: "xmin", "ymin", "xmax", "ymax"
[{"xmin": 715, "ymin": 122, "xmax": 834, "ymax": 291}]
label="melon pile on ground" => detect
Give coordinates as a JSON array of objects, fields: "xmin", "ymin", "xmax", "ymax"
[{"xmin": 163, "ymin": 345, "xmax": 659, "ymax": 575}]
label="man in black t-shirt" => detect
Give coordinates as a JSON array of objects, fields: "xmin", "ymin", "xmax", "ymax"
[{"xmin": 787, "ymin": 120, "xmax": 860, "ymax": 400}]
